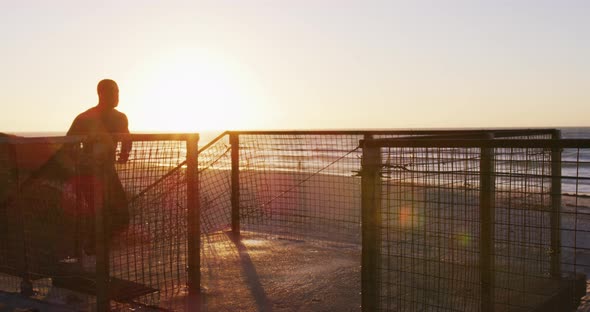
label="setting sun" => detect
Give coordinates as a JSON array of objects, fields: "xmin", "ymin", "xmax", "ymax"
[{"xmin": 126, "ymin": 49, "xmax": 270, "ymax": 132}]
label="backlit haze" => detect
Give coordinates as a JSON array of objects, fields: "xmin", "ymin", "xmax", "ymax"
[{"xmin": 1, "ymin": 1, "xmax": 588, "ymax": 133}]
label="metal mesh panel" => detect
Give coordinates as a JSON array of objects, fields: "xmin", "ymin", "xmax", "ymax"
[
  {"xmin": 379, "ymin": 146, "xmax": 482, "ymax": 311},
  {"xmin": 237, "ymin": 133, "xmax": 364, "ymax": 244},
  {"xmin": 0, "ymin": 136, "xmax": 94, "ymax": 309},
  {"xmin": 110, "ymin": 137, "xmax": 189, "ymax": 310},
  {"xmin": 198, "ymin": 134, "xmax": 232, "ymax": 235},
  {"xmin": 493, "ymin": 147, "xmax": 554, "ymax": 310},
  {"xmin": 560, "ymin": 147, "xmax": 590, "ymax": 311},
  {"xmin": 368, "ymin": 139, "xmax": 589, "ymax": 312},
  {"xmin": 0, "ymin": 134, "xmax": 196, "ymax": 311}
]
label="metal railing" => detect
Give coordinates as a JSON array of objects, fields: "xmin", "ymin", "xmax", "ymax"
[
  {"xmin": 0, "ymin": 133, "xmax": 199, "ymax": 311},
  {"xmin": 6, "ymin": 128, "xmax": 589, "ymax": 311},
  {"xmin": 198, "ymin": 129, "xmax": 578, "ymax": 312},
  {"xmin": 360, "ymin": 136, "xmax": 589, "ymax": 311},
  {"xmin": 211, "ymin": 130, "xmax": 556, "ymax": 241}
]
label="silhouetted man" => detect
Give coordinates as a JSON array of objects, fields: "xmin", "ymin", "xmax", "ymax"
[{"xmin": 67, "ymin": 79, "xmax": 131, "ymax": 255}]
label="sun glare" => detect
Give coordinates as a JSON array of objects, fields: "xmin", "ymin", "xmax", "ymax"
[{"xmin": 128, "ymin": 50, "xmax": 268, "ymax": 133}]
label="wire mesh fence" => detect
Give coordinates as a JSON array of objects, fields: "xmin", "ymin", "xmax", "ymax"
[
  {"xmin": 197, "ymin": 129, "xmax": 570, "ymax": 312},
  {"xmin": 226, "ymin": 131, "xmax": 556, "ymax": 245},
  {"xmin": 235, "ymin": 133, "xmax": 365, "ymax": 244},
  {"xmin": 6, "ymin": 129, "xmax": 590, "ymax": 312},
  {"xmin": 110, "ymin": 134, "xmax": 196, "ymax": 311},
  {"xmin": 361, "ymin": 137, "xmax": 589, "ymax": 311},
  {"xmin": 0, "ymin": 135, "xmax": 90, "ymax": 306},
  {"xmin": 0, "ymin": 133, "xmax": 198, "ymax": 311},
  {"xmin": 198, "ymin": 133, "xmax": 232, "ymax": 235},
  {"xmin": 376, "ymin": 146, "xmax": 483, "ymax": 311}
]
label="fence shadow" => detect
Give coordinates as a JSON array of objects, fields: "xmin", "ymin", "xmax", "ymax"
[{"xmin": 227, "ymin": 232, "xmax": 272, "ymax": 312}]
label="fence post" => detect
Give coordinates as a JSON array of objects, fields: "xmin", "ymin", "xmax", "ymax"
[
  {"xmin": 361, "ymin": 135, "xmax": 381, "ymax": 311},
  {"xmin": 186, "ymin": 134, "xmax": 200, "ymax": 300},
  {"xmin": 230, "ymin": 133, "xmax": 240, "ymax": 237},
  {"xmin": 94, "ymin": 140, "xmax": 110, "ymax": 312},
  {"xmin": 480, "ymin": 134, "xmax": 495, "ymax": 312},
  {"xmin": 550, "ymin": 130, "xmax": 562, "ymax": 278}
]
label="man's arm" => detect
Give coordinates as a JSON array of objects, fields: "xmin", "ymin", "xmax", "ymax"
[{"xmin": 118, "ymin": 114, "xmax": 132, "ymax": 163}]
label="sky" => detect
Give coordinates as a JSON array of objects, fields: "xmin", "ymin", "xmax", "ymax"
[{"xmin": 1, "ymin": 0, "xmax": 588, "ymax": 133}]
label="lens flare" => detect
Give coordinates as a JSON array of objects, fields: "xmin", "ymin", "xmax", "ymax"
[
  {"xmin": 398, "ymin": 206, "xmax": 424, "ymax": 229},
  {"xmin": 456, "ymin": 232, "xmax": 472, "ymax": 247}
]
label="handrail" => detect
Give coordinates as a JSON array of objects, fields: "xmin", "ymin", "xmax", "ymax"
[
  {"xmin": 227, "ymin": 128, "xmax": 556, "ymax": 137},
  {"xmin": 0, "ymin": 135, "xmax": 85, "ymax": 144},
  {"xmin": 0, "ymin": 133, "xmax": 199, "ymax": 144},
  {"xmin": 361, "ymin": 138, "xmax": 590, "ymax": 149}
]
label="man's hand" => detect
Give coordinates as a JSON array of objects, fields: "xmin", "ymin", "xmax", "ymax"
[{"xmin": 117, "ymin": 153, "xmax": 129, "ymax": 164}]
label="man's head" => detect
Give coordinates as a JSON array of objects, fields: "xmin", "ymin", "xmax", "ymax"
[{"xmin": 97, "ymin": 79, "xmax": 119, "ymax": 108}]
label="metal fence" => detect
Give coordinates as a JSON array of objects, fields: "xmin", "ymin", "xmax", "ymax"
[
  {"xmin": 0, "ymin": 133, "xmax": 199, "ymax": 311},
  {"xmin": 5, "ymin": 129, "xmax": 590, "ymax": 311},
  {"xmin": 199, "ymin": 129, "xmax": 587, "ymax": 311},
  {"xmin": 360, "ymin": 137, "xmax": 589, "ymax": 311},
  {"xmin": 202, "ymin": 130, "xmax": 557, "ymax": 245},
  {"xmin": 1, "ymin": 136, "xmax": 82, "ymax": 299}
]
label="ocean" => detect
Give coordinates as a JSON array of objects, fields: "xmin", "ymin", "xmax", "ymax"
[
  {"xmin": 7, "ymin": 128, "xmax": 590, "ymax": 195},
  {"xmin": 560, "ymin": 128, "xmax": 590, "ymax": 195}
]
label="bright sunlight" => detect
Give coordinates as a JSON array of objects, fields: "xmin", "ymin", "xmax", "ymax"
[{"xmin": 127, "ymin": 49, "xmax": 270, "ymax": 132}]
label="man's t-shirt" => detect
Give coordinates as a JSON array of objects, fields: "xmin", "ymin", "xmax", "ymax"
[{"xmin": 67, "ymin": 106, "xmax": 131, "ymax": 163}]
